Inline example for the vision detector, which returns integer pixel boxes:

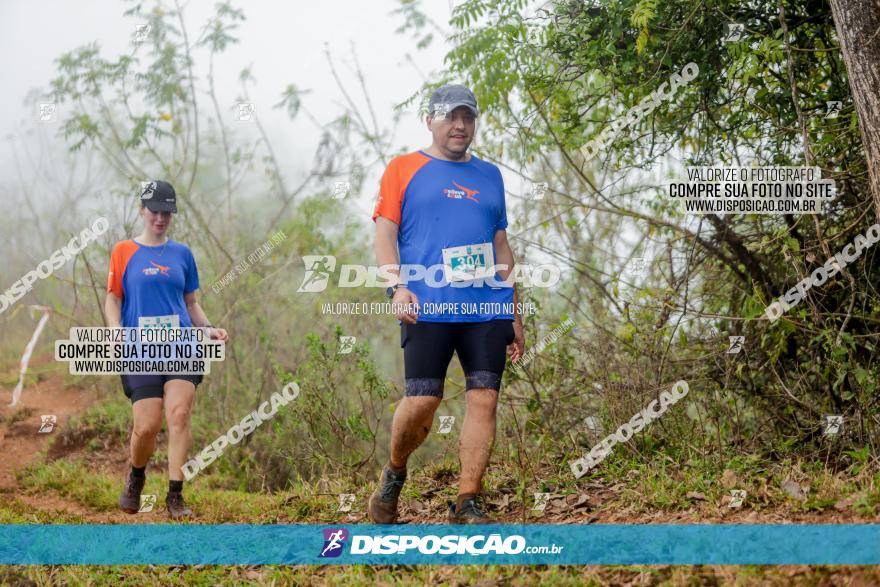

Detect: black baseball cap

[428,84,479,118]
[140,180,177,213]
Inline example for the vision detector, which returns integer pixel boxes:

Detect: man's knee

[466,388,498,412]
[401,396,442,418]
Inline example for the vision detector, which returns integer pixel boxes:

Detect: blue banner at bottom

[1,524,879,564]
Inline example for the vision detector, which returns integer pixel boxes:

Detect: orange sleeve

[371,152,431,224]
[107,240,140,299]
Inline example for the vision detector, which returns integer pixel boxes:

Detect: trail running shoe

[166,491,194,520]
[118,472,146,514]
[367,465,407,524]
[448,496,493,524]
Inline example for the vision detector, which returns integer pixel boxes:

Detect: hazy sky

[0,0,455,219]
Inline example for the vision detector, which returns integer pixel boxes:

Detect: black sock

[169,480,183,493]
[131,465,146,479]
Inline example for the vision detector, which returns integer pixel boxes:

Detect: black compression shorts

[401,319,515,398]
[121,374,203,404]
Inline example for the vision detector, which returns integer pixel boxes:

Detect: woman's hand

[208,327,229,342]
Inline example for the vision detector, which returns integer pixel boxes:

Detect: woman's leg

[120,396,163,513]
[130,398,163,467]
[164,379,196,481]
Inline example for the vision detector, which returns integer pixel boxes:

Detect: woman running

[104,180,228,519]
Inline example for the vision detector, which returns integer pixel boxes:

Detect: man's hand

[392,288,420,324]
[508,320,525,363]
[208,327,229,342]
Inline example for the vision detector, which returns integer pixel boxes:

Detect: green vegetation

[2,0,880,582]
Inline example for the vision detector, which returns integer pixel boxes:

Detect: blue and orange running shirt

[372,150,514,323]
[107,240,200,328]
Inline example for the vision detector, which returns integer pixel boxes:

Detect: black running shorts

[121,374,203,404]
[401,319,515,398]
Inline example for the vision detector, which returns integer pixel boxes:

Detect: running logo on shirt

[142,261,171,277]
[444,181,479,203]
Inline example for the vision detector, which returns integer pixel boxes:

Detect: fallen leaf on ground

[408,500,427,513]
[566,493,591,509]
[834,492,865,511]
[721,469,739,489]
[549,499,567,511]
[781,479,807,501]
[491,494,511,510]
[834,496,854,511]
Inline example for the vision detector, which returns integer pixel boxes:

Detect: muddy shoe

[448,497,493,524]
[118,472,146,514]
[367,465,407,524]
[166,491,194,520]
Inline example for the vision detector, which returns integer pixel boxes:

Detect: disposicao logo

[296,258,561,292]
[348,533,529,555]
[298,255,337,293]
[319,528,349,558]
[0,216,109,315]
[317,530,564,557]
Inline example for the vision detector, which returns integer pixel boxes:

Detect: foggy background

[0,0,455,233]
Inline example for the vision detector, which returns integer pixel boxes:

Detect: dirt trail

[0,371,91,491]
[1,365,878,528]
[361,465,880,526]
[356,495,880,526]
[0,367,168,523]
[0,377,875,585]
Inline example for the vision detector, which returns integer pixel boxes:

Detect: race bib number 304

[442,242,495,283]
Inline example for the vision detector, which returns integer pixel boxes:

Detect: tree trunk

[830,0,880,221]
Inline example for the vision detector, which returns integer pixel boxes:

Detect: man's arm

[374,217,403,286]
[375,217,419,324]
[494,229,524,363]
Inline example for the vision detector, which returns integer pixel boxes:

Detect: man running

[368,84,525,524]
[105,180,228,519]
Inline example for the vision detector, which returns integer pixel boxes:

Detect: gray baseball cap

[428,84,479,118]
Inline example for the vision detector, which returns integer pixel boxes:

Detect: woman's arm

[184,291,228,341]
[104,292,123,328]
